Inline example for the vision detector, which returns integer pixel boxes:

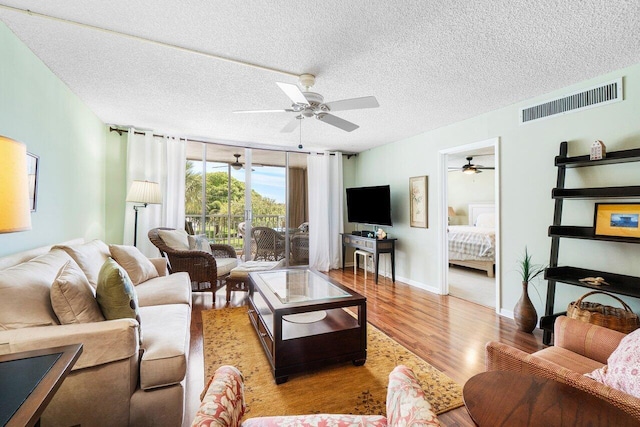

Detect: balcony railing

[185,213,285,250]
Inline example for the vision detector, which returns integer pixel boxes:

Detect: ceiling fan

[233,73,379,133]
[450,156,495,174]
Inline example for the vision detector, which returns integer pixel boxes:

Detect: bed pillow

[585,328,640,398]
[188,234,213,254]
[109,244,159,285]
[50,260,105,324]
[475,213,495,228]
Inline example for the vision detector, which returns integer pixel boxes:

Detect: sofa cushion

[188,234,212,254]
[96,258,142,325]
[135,272,191,307]
[51,260,105,324]
[158,229,190,251]
[216,257,238,277]
[242,415,388,427]
[0,249,72,329]
[54,240,111,288]
[109,244,159,285]
[138,303,190,390]
[586,328,640,398]
[535,346,604,375]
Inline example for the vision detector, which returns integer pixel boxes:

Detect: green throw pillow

[96,258,142,341]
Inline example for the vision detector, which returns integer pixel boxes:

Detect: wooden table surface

[463,371,638,426]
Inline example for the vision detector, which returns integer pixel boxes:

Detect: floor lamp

[0,136,32,234]
[126,180,162,246]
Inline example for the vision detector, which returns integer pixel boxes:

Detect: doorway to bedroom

[439,138,499,310]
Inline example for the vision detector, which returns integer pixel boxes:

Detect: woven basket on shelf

[567,290,640,334]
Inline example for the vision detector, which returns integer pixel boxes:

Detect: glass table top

[256,269,351,304]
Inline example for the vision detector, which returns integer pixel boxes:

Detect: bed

[448,203,496,277]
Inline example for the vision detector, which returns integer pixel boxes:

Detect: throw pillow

[109,244,159,285]
[96,258,142,341]
[53,240,111,288]
[51,260,105,324]
[585,328,640,398]
[188,234,213,254]
[157,229,190,251]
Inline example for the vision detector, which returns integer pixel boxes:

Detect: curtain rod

[108,127,357,158]
[0,4,299,78]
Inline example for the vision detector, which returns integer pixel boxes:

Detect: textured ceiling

[2,1,640,153]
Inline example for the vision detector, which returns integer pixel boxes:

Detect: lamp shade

[0,136,32,233]
[448,206,456,217]
[126,180,162,204]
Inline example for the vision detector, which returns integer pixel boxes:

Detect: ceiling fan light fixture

[231,154,242,170]
[463,168,477,175]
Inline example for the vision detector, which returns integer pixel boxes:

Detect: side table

[463,371,637,426]
[0,344,83,427]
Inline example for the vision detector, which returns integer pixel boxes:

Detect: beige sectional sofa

[0,238,192,427]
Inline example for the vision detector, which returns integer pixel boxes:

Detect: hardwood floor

[183,268,546,426]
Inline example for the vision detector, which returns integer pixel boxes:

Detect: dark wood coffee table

[248,268,366,384]
[463,371,638,426]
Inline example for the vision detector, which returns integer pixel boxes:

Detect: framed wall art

[594,203,640,239]
[409,176,428,228]
[27,152,39,212]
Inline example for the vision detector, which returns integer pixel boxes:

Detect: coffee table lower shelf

[248,303,366,384]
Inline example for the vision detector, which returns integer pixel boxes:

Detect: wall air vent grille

[520,78,623,124]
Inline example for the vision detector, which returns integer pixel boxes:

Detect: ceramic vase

[514,281,537,333]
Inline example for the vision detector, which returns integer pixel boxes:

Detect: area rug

[202,307,463,418]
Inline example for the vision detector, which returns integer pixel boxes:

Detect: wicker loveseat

[148,227,238,293]
[486,316,640,422]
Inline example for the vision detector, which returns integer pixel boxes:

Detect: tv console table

[341,233,396,283]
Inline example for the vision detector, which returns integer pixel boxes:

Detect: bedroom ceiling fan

[450,156,495,174]
[233,73,379,133]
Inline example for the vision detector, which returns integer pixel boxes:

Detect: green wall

[352,64,640,317]
[0,23,108,257]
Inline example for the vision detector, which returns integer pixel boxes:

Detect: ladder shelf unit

[541,141,640,345]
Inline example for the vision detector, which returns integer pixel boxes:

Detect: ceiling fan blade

[233,109,293,114]
[325,96,379,112]
[280,116,301,133]
[276,82,309,105]
[316,113,359,132]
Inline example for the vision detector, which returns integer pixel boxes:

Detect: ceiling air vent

[520,78,622,124]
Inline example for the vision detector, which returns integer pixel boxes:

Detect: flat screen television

[346,185,393,226]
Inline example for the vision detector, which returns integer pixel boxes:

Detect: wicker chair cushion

[158,229,190,251]
[50,260,105,324]
[109,244,159,285]
[188,235,212,254]
[586,328,640,398]
[216,257,239,277]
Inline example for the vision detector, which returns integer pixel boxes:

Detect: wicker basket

[567,290,640,333]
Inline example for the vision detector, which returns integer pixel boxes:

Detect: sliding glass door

[184,142,308,266]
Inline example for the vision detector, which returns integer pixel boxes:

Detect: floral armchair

[192,365,441,427]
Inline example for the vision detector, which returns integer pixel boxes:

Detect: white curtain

[307,152,343,271]
[123,129,186,257]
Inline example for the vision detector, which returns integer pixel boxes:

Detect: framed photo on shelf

[409,176,428,228]
[594,203,640,239]
[27,152,39,212]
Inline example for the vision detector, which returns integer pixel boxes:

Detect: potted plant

[514,247,545,333]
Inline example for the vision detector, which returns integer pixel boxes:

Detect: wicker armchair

[148,227,238,293]
[251,227,286,261]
